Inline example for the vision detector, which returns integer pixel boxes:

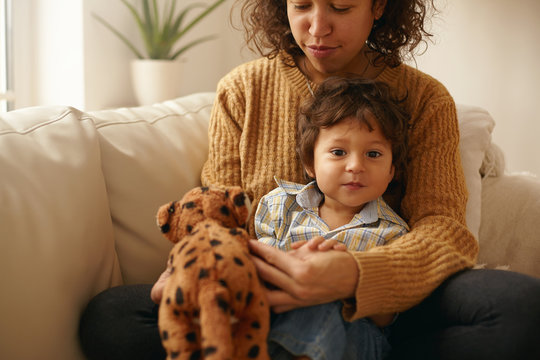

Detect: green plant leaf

[119,0,151,57]
[170,35,216,60]
[170,3,206,37]
[141,0,153,38]
[152,0,159,34]
[94,0,226,60]
[173,0,225,43]
[92,13,144,59]
[162,0,177,42]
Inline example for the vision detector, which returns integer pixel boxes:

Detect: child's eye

[366,151,382,158]
[331,149,346,156]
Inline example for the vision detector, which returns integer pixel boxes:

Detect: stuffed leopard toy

[156,186,269,360]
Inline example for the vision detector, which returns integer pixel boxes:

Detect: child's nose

[346,155,365,173]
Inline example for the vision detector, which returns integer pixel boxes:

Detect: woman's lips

[306,45,337,58]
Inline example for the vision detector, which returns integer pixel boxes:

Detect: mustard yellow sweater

[201,52,479,320]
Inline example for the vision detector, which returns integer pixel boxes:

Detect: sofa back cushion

[89,92,214,284]
[0,106,122,360]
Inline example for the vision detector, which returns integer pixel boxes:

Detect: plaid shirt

[255,178,409,251]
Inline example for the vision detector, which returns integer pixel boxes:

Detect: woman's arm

[201,80,245,188]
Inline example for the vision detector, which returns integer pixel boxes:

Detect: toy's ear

[156,201,175,234]
[156,200,182,243]
[226,186,251,228]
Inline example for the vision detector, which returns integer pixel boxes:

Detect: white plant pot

[131,59,183,106]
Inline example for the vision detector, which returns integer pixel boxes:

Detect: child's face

[306,115,394,215]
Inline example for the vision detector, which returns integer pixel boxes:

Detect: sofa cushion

[0,106,122,360]
[456,104,496,240]
[90,92,215,284]
[479,174,540,277]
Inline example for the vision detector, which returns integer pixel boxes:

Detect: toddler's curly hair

[297,77,409,181]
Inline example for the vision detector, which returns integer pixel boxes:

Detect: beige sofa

[1,93,539,360]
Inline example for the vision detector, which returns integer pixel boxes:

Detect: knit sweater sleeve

[201,73,245,188]
[342,84,479,320]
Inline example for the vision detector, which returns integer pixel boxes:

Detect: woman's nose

[309,9,332,38]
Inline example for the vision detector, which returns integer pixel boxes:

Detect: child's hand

[291,236,347,251]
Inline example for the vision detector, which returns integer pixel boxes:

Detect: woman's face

[287,0,385,81]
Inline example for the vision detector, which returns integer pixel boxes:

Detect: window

[0,0,13,112]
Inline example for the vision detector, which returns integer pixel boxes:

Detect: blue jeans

[268,301,390,360]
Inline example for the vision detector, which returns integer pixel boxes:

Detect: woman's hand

[150,259,173,304]
[248,239,359,313]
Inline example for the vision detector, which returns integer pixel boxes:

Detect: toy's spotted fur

[156,186,269,360]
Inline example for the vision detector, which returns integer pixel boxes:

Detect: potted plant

[94,0,226,105]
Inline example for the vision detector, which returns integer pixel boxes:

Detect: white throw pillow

[456,104,496,240]
[90,92,215,285]
[0,106,122,360]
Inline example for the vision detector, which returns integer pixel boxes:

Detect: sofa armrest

[478,173,540,278]
[0,106,122,360]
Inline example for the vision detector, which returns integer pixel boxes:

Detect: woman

[80,1,540,359]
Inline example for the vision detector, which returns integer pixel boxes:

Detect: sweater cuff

[342,251,394,321]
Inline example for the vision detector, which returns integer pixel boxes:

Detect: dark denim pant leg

[78,284,165,360]
[268,302,348,360]
[388,269,540,360]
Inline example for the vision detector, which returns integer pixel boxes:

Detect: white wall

[409,0,540,175]
[12,0,85,109]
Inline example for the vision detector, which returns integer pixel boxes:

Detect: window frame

[0,0,13,112]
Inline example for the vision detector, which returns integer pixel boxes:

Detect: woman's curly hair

[237,0,436,67]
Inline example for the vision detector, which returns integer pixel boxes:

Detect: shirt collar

[375,197,410,229]
[275,178,322,211]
